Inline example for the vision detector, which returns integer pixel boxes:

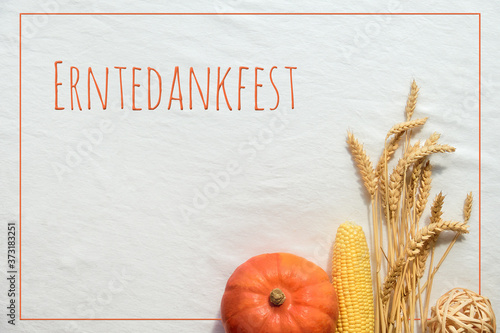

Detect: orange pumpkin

[221,252,339,333]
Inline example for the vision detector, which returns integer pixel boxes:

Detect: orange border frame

[19,12,482,321]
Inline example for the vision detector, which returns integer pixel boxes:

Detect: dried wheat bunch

[347,80,472,333]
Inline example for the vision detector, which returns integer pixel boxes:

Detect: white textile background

[1,1,499,332]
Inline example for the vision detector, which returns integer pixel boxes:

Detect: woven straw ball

[429,288,496,333]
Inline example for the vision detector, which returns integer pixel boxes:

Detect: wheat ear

[405,158,424,215]
[405,80,419,121]
[424,132,441,146]
[347,131,378,196]
[414,160,432,223]
[430,192,445,223]
[463,192,473,222]
[385,118,428,141]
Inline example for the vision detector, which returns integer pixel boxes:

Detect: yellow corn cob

[332,221,374,332]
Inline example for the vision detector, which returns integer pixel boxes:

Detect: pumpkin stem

[269,288,286,306]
